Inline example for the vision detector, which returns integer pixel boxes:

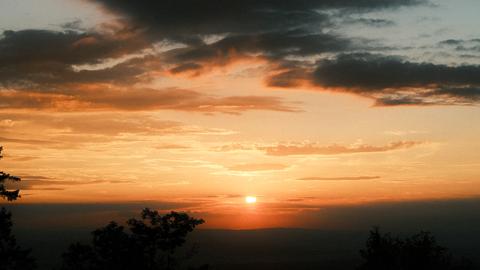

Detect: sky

[1,0,480,229]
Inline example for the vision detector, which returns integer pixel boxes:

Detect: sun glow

[245,196,257,204]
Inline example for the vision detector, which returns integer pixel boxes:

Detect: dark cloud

[4,175,132,191]
[83,0,424,81]
[5,0,463,111]
[374,96,430,106]
[169,62,203,74]
[374,86,480,106]
[0,29,146,66]
[60,19,86,31]
[164,31,352,65]
[0,29,150,90]
[0,29,300,113]
[343,18,396,27]
[439,38,480,46]
[438,39,465,46]
[438,38,480,54]
[92,0,424,38]
[311,53,480,105]
[266,67,311,88]
[435,86,480,99]
[314,53,480,90]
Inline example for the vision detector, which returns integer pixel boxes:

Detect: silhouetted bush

[60,208,207,270]
[0,146,36,270]
[358,227,474,270]
[0,146,21,201]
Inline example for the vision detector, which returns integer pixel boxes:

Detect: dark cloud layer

[312,53,480,105]
[5,175,132,191]
[438,38,480,53]
[345,18,396,27]
[92,0,424,38]
[0,28,299,113]
[4,0,479,110]
[314,54,480,90]
[89,0,424,81]
[0,29,141,66]
[0,29,150,92]
[165,30,352,65]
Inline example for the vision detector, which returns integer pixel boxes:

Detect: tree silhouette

[0,146,36,270]
[358,227,474,270]
[0,147,21,201]
[61,208,207,270]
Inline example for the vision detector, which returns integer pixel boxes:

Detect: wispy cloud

[297,176,381,181]
[0,136,57,145]
[259,141,422,156]
[5,175,132,191]
[0,87,300,114]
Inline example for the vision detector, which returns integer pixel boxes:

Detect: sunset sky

[1,0,480,229]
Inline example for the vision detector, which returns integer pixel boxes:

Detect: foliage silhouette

[60,208,207,270]
[358,227,474,270]
[0,147,21,201]
[0,146,36,270]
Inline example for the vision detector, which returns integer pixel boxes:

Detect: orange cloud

[5,175,132,191]
[0,87,300,114]
[297,176,381,181]
[155,144,191,150]
[259,141,422,156]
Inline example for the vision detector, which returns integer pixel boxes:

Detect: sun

[245,196,257,204]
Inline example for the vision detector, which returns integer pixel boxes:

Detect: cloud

[5,0,467,111]
[155,144,191,150]
[259,141,422,156]
[0,113,237,140]
[7,156,40,162]
[438,38,480,52]
[3,0,415,93]
[227,163,289,172]
[0,29,140,66]
[163,31,352,67]
[86,0,424,75]
[91,0,425,38]
[343,18,396,27]
[0,26,301,114]
[0,136,57,145]
[314,53,480,90]
[312,53,480,105]
[0,87,300,113]
[297,176,381,181]
[5,175,132,191]
[0,119,15,128]
[212,143,255,152]
[0,29,149,88]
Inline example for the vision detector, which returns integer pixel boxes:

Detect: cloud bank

[5,0,476,112]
